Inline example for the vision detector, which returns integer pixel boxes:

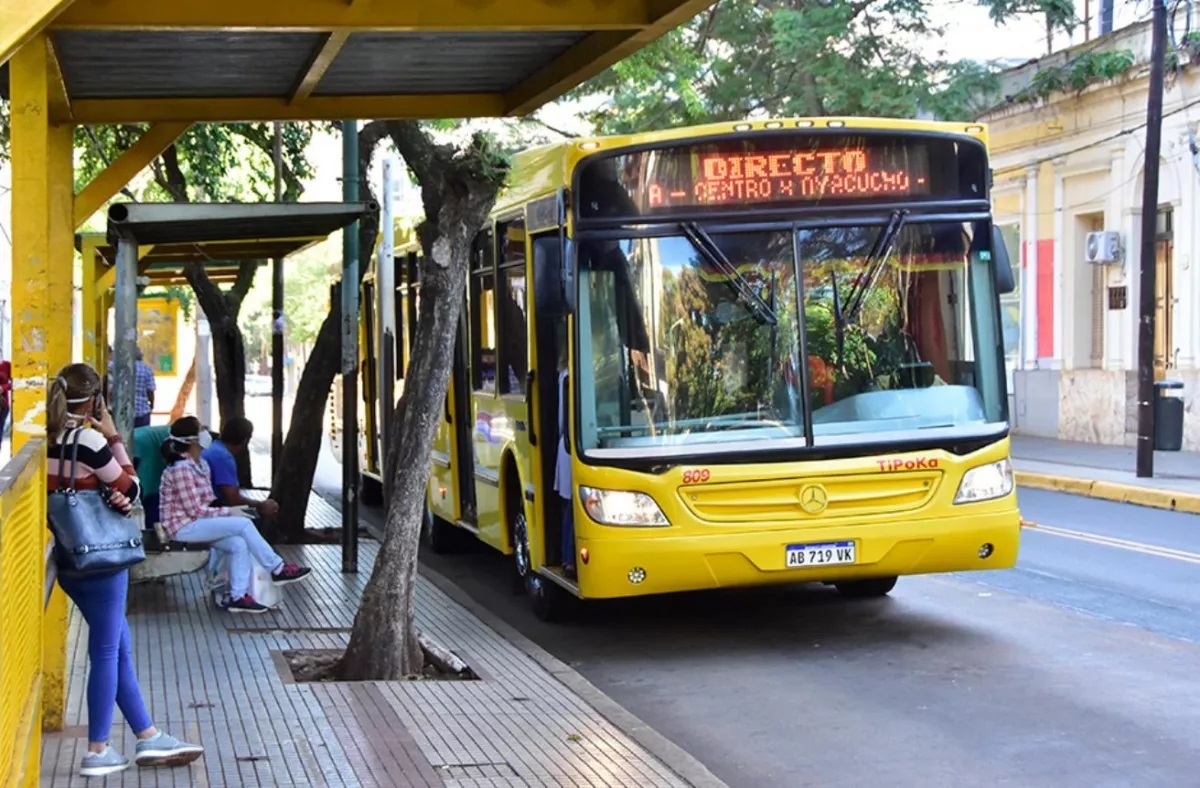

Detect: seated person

[200,416,279,519]
[132,422,172,528]
[158,417,310,614]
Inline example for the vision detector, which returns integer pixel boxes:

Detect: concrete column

[1105,145,1128,370]
[1051,159,1066,369]
[1022,166,1039,370]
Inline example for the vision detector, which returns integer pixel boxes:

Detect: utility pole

[1136,0,1167,478]
[341,120,360,573]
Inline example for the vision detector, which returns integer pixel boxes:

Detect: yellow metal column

[80,240,100,367]
[10,34,75,755]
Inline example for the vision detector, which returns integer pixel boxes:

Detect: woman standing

[47,363,204,777]
[159,416,311,613]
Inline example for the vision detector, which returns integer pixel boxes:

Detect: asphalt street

[412,486,1200,788]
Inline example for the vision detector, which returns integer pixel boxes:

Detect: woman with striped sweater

[48,363,203,777]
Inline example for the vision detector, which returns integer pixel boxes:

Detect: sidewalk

[40,497,723,787]
[1011,434,1200,514]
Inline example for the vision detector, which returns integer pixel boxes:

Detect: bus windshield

[576,220,1005,455]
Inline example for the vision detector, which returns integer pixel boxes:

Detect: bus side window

[470,230,497,392]
[497,217,528,395]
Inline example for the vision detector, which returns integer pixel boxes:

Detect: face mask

[198,430,213,450]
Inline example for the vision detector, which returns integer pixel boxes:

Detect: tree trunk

[340,124,505,680]
[170,356,197,422]
[269,121,389,542]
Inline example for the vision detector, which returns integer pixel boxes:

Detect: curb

[1015,470,1200,514]
[418,563,729,788]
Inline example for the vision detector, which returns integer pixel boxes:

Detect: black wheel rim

[513,512,531,578]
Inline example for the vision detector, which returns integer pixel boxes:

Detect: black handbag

[46,429,146,576]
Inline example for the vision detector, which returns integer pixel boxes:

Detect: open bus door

[451,307,477,523]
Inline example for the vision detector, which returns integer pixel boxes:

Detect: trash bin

[1153,380,1185,451]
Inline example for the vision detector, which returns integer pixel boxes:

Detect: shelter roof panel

[54,30,324,99]
[313,32,586,96]
[105,201,374,245]
[0,0,717,122]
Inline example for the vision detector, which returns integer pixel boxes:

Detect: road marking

[1023,522,1200,566]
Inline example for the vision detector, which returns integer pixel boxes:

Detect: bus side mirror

[991,225,1016,295]
[561,236,576,314]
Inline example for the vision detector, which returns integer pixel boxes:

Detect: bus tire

[511,506,531,596]
[834,576,898,599]
[360,474,384,507]
[528,574,576,623]
[423,505,458,554]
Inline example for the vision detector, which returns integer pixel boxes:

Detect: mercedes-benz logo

[798,484,828,515]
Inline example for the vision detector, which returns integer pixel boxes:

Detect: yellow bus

[341,117,1022,620]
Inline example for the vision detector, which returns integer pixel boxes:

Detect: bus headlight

[579,487,669,527]
[954,459,1014,504]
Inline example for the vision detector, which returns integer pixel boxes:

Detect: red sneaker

[227,595,269,614]
[271,563,312,585]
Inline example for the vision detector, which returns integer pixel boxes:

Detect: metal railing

[0,438,52,788]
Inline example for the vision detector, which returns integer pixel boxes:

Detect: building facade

[982,18,1200,450]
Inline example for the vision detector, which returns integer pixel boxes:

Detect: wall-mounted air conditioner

[1085,231,1122,264]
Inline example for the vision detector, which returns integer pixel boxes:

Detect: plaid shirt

[159,457,233,537]
[134,361,156,417]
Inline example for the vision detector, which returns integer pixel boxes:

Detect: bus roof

[493,116,990,216]
[392,116,990,250]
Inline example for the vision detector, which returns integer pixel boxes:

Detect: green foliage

[570,0,1032,132]
[980,0,1076,36]
[1013,49,1137,102]
[74,123,315,205]
[238,244,339,359]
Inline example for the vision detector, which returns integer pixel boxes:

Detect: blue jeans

[57,570,154,744]
[134,413,151,428]
[175,515,283,600]
[560,499,575,567]
[142,493,160,529]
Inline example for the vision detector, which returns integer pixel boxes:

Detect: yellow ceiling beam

[66,93,506,124]
[94,244,157,291]
[291,31,350,102]
[505,0,716,115]
[74,122,192,229]
[53,0,653,32]
[0,0,77,68]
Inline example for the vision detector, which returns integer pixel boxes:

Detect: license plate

[785,541,856,568]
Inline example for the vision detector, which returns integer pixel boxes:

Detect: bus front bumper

[575,510,1020,600]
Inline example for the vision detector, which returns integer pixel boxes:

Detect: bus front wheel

[834,576,898,599]
[360,474,384,507]
[528,574,576,622]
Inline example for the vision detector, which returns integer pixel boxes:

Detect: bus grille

[678,470,942,524]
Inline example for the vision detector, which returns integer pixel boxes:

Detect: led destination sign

[673,148,926,207]
[575,132,984,220]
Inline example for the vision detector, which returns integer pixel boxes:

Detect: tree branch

[157,144,191,203]
[234,123,306,201]
[230,260,261,306]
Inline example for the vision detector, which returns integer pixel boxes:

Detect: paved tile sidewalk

[41,499,715,787]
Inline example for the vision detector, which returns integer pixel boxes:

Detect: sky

[925,0,1147,63]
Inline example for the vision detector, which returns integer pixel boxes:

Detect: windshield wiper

[842,210,908,324]
[680,222,778,325]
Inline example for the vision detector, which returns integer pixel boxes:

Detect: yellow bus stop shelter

[0,1,715,784]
